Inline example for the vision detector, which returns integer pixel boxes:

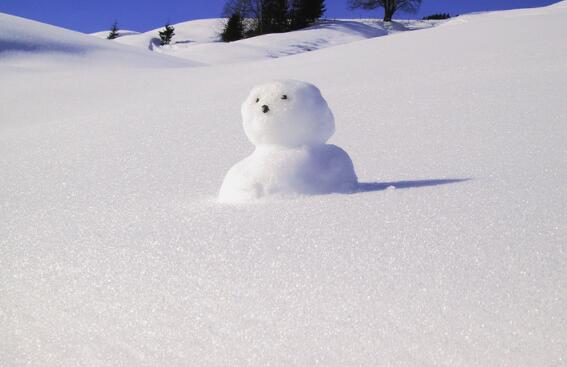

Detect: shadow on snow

[356,178,470,193]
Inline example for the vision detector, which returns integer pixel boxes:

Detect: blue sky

[0,0,558,33]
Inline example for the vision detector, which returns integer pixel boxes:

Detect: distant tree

[290,0,326,30]
[107,21,119,40]
[289,0,306,29]
[260,0,289,33]
[222,0,323,35]
[221,12,245,42]
[348,0,421,22]
[159,23,175,45]
[422,13,450,20]
[222,0,262,36]
[304,0,325,23]
[222,0,289,35]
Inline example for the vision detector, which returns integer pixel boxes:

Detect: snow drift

[93,18,438,65]
[0,13,199,68]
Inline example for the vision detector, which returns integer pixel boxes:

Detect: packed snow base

[219,80,357,201]
[1,2,567,366]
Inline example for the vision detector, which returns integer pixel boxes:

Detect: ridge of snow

[0,12,200,68]
[97,18,440,65]
[90,29,141,39]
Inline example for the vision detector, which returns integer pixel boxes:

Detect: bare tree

[348,0,421,22]
[223,0,264,35]
[223,0,257,18]
[223,0,292,36]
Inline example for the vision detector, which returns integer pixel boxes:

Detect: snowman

[218,80,357,202]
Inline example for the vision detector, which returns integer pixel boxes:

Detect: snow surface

[92,18,439,65]
[91,19,223,53]
[90,29,141,39]
[1,2,567,366]
[0,13,200,69]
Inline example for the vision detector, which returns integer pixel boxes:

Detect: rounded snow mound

[219,80,357,202]
[219,144,357,201]
[0,13,91,56]
[90,30,141,39]
[0,12,198,67]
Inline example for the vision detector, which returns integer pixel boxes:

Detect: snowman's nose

[261,105,270,113]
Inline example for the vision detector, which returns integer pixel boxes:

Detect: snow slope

[1,2,567,366]
[0,13,199,68]
[90,29,141,39]
[91,19,222,52]
[92,18,438,65]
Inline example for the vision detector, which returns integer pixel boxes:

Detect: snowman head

[241,80,335,147]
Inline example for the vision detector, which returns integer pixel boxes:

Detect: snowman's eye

[281,95,288,100]
[255,98,260,103]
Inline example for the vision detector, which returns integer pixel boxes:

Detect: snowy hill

[1,2,567,366]
[91,19,222,51]
[91,18,438,65]
[90,29,141,39]
[0,13,199,68]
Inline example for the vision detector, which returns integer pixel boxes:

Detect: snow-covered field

[0,13,197,69]
[90,18,438,65]
[1,2,566,366]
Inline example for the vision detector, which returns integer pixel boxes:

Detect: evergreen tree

[260,0,289,34]
[290,0,307,30]
[159,23,175,45]
[422,13,450,20]
[107,21,119,40]
[221,12,245,42]
[304,0,325,23]
[290,0,325,30]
